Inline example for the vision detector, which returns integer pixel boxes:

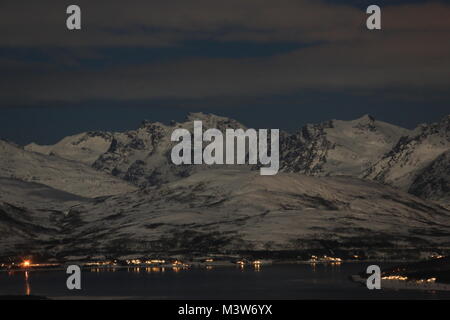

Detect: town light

[22,260,31,268]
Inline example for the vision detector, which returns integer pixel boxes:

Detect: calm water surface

[1,263,449,299]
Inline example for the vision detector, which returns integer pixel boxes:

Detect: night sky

[0,0,449,145]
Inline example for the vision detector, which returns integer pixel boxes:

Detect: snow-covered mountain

[279,115,411,176]
[27,113,411,186]
[0,139,136,198]
[2,113,449,261]
[24,113,449,204]
[91,112,247,187]
[1,170,449,260]
[364,115,450,197]
[26,113,251,188]
[26,131,114,166]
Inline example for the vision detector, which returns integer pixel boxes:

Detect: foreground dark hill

[1,170,449,261]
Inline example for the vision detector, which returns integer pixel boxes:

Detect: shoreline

[351,275,450,292]
[0,258,411,273]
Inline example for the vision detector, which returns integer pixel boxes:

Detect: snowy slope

[409,150,450,209]
[26,131,114,165]
[1,160,449,259]
[0,177,86,211]
[0,177,92,259]
[364,115,450,191]
[280,115,411,176]
[0,201,64,259]
[50,170,450,259]
[0,140,136,198]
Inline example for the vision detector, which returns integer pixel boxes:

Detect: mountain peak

[355,114,376,123]
[186,112,228,122]
[185,112,246,131]
[140,119,164,128]
[415,114,450,135]
[439,114,450,126]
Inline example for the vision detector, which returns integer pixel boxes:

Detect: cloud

[5,0,448,47]
[0,1,449,105]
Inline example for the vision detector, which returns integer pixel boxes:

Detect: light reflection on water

[5,271,32,296]
[119,264,268,274]
[24,271,30,296]
[5,263,320,296]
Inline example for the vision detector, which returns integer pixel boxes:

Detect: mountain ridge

[23,113,449,206]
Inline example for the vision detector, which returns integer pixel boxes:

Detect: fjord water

[1,263,449,299]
